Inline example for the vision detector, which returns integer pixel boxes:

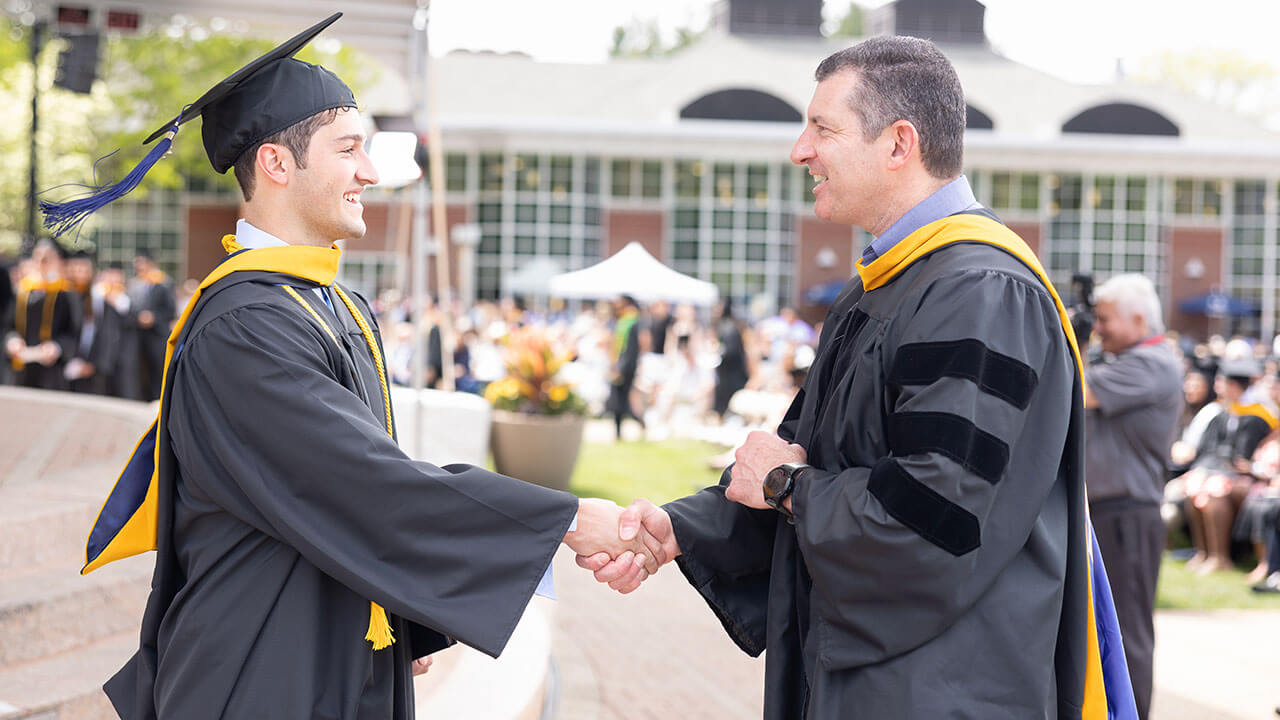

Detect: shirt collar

[862,175,980,263]
[235,219,290,250]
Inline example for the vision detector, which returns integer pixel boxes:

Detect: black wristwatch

[763,462,810,522]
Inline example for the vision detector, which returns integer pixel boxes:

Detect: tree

[0,18,111,255]
[609,18,704,58]
[1136,49,1279,125]
[89,25,375,195]
[827,2,865,38]
[0,15,377,255]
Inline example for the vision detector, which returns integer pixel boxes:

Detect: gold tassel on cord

[366,602,395,650]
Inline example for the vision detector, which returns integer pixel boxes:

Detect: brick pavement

[547,536,1280,720]
[548,546,764,720]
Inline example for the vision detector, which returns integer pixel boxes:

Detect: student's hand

[576,497,680,594]
[564,498,663,575]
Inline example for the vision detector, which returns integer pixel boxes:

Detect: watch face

[763,465,789,500]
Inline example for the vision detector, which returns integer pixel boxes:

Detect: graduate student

[56,15,656,719]
[582,36,1138,719]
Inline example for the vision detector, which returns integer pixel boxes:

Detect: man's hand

[412,656,433,676]
[564,498,662,573]
[138,310,155,329]
[725,431,806,510]
[576,498,680,594]
[5,336,24,359]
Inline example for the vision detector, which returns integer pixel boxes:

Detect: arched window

[1062,103,1179,136]
[680,89,802,123]
[965,104,994,130]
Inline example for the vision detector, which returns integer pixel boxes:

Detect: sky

[426,0,1280,86]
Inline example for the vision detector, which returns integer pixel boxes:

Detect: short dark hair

[232,107,343,201]
[815,36,965,178]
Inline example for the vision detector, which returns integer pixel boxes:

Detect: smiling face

[289,107,379,244]
[789,69,890,231]
[1093,299,1148,355]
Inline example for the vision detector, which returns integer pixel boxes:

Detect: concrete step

[0,556,150,666]
[0,456,129,578]
[0,631,133,720]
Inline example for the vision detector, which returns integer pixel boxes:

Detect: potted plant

[484,326,588,490]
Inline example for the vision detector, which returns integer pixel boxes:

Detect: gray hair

[1093,274,1165,334]
[815,36,966,179]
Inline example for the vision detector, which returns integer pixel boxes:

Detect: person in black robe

[125,251,175,401]
[4,239,80,390]
[60,15,659,720]
[579,37,1136,718]
[65,255,128,396]
[607,294,645,439]
[712,298,749,419]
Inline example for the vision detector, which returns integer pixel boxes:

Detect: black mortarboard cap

[144,12,356,173]
[42,13,353,238]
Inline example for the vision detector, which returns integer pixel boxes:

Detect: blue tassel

[40,126,177,240]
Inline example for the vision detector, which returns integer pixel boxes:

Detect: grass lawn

[568,438,729,507]
[1156,554,1280,610]
[565,436,1280,611]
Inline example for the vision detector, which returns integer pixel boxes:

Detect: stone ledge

[414,597,553,719]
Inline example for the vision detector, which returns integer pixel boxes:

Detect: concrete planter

[489,410,585,491]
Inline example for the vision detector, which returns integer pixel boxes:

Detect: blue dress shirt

[861,176,983,264]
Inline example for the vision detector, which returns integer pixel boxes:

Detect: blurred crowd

[2,240,176,399]
[1,240,820,446]
[374,292,819,442]
[1161,334,1280,593]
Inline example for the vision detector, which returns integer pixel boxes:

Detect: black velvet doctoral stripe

[867,457,981,556]
[888,411,1009,484]
[890,338,1038,409]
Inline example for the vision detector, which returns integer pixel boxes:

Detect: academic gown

[664,213,1129,719]
[101,252,578,719]
[9,280,79,390]
[70,287,126,395]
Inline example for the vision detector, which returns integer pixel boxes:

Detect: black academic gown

[9,281,79,390]
[105,269,578,719]
[70,288,126,395]
[663,213,1110,718]
[128,278,176,401]
[713,317,748,417]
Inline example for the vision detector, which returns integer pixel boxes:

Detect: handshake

[563,497,677,594]
[561,430,808,594]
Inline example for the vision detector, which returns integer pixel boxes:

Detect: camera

[1067,273,1095,352]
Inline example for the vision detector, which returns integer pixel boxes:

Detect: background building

[89,0,1280,339]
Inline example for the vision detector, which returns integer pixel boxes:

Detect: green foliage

[90,28,377,194]
[828,2,865,38]
[0,23,111,255]
[0,17,29,72]
[1135,49,1280,123]
[0,18,379,251]
[568,438,727,506]
[609,18,705,59]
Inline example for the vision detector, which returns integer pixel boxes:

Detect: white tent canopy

[548,242,719,306]
[501,257,564,298]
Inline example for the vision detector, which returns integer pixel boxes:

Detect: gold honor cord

[278,284,396,651]
[333,286,394,437]
[12,281,62,370]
